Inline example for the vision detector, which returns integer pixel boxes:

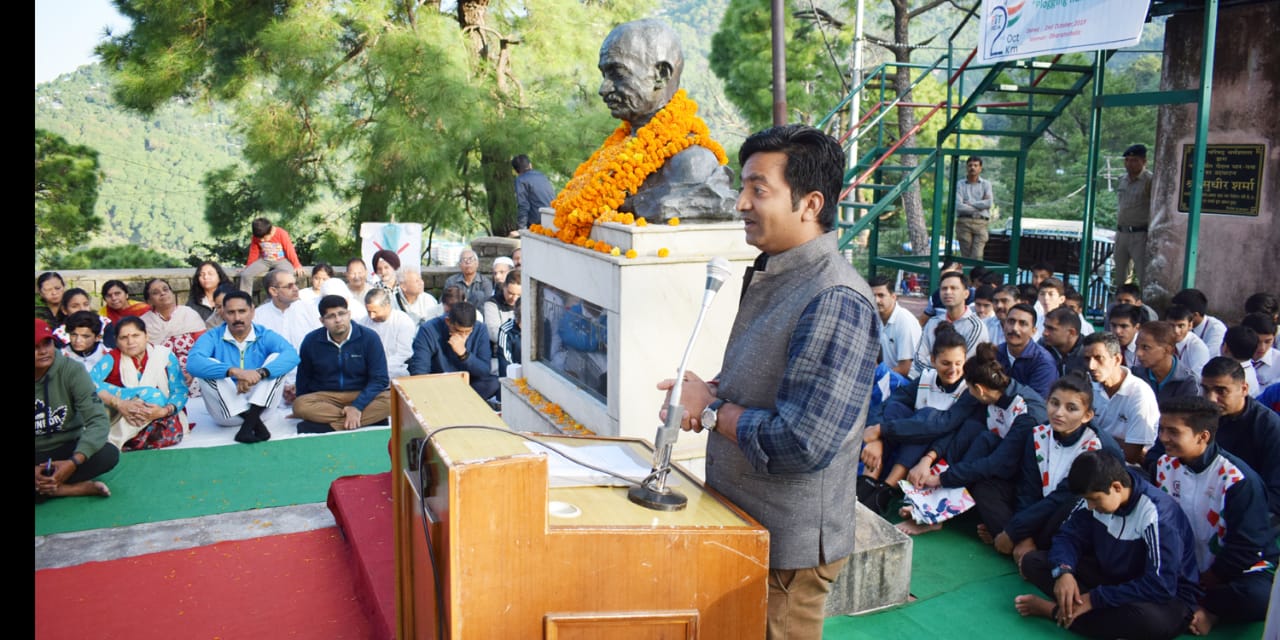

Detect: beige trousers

[292,390,391,430]
[766,555,849,640]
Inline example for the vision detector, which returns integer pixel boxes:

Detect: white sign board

[360,222,423,272]
[979,0,1151,63]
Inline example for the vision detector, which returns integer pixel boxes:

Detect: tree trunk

[892,3,929,256]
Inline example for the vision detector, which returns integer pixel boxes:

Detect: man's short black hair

[1116,283,1143,299]
[505,269,522,288]
[251,217,273,238]
[939,270,969,289]
[1082,330,1121,357]
[868,274,893,290]
[511,154,532,172]
[1221,326,1259,360]
[1171,289,1208,316]
[1242,312,1277,337]
[1045,306,1081,334]
[1123,144,1148,158]
[1245,292,1279,318]
[1159,395,1221,439]
[1107,303,1143,327]
[966,156,983,166]
[739,124,844,232]
[1038,277,1066,295]
[447,301,477,328]
[318,294,349,317]
[1017,284,1039,305]
[1008,302,1038,325]
[1068,450,1132,495]
[1030,261,1055,274]
[974,284,996,302]
[1202,356,1245,381]
[222,290,253,309]
[1165,304,1194,323]
[64,310,103,336]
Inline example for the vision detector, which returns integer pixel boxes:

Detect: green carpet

[34,430,392,536]
[824,511,1265,639]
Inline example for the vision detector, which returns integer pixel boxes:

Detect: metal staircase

[817,10,1111,288]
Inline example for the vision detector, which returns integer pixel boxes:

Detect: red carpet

[328,473,396,640]
[35,528,374,640]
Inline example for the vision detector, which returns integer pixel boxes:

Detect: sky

[35,0,132,87]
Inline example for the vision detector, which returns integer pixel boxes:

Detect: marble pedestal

[510,212,755,463]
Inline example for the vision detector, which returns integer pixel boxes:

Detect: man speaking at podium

[660,124,879,638]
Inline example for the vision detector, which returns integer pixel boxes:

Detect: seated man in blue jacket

[408,301,499,402]
[187,291,300,444]
[293,295,391,433]
[1148,395,1276,635]
[1015,451,1201,640]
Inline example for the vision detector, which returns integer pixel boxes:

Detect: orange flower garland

[547,90,728,246]
[512,378,595,435]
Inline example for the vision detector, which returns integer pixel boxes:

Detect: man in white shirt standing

[1082,332,1159,465]
[869,274,921,377]
[953,156,994,260]
[359,288,417,379]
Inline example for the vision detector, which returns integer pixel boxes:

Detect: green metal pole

[1182,0,1219,289]
[1078,52,1106,302]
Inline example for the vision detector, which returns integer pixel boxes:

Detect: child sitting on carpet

[898,344,1047,537]
[1014,451,1200,639]
[991,372,1124,566]
[1148,395,1276,635]
[859,324,969,513]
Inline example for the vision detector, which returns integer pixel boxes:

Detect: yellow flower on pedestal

[657,248,670,258]
[625,249,638,259]
[667,217,680,226]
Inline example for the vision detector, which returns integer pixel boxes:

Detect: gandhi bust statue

[597,19,737,222]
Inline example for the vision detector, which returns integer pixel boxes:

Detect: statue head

[598,19,684,128]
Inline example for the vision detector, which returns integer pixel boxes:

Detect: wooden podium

[391,374,769,639]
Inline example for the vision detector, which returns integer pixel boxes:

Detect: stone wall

[1147,3,1279,320]
[37,237,522,308]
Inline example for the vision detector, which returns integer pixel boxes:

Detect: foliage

[95,0,654,255]
[51,244,187,270]
[35,129,103,263]
[709,0,854,131]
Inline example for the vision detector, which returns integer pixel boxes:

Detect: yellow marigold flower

[610,247,621,256]
[636,218,648,227]
[667,217,680,226]
[625,249,638,259]
[657,248,670,258]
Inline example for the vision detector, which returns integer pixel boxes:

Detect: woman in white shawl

[90,316,190,450]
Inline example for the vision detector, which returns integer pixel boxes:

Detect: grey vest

[709,232,874,569]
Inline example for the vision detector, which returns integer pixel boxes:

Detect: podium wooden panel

[391,374,769,639]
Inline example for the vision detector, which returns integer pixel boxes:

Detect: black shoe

[296,420,335,434]
[234,420,262,444]
[855,475,882,506]
[254,419,272,441]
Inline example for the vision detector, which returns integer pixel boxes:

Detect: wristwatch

[1051,564,1074,579]
[700,399,726,432]
[258,368,271,379]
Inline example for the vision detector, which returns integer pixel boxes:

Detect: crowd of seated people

[34,241,525,453]
[857,266,1279,637]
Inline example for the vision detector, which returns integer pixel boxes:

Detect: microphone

[629,257,731,511]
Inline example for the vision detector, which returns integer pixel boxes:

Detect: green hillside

[35,64,241,258]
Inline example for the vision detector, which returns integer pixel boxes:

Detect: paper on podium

[523,441,677,488]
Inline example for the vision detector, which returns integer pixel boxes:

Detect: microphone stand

[629,259,729,511]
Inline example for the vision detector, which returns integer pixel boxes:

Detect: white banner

[360,222,423,272]
[979,0,1151,63]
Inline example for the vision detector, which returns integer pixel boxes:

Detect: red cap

[35,319,54,346]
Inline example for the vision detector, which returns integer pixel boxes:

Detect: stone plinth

[825,503,913,616]
[512,214,754,461]
[1147,2,1279,316]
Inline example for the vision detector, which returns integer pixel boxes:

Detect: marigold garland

[548,90,728,246]
[512,378,595,436]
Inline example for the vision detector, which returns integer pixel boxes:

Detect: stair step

[955,128,1040,137]
[974,107,1059,117]
[989,84,1077,96]
[852,183,897,191]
